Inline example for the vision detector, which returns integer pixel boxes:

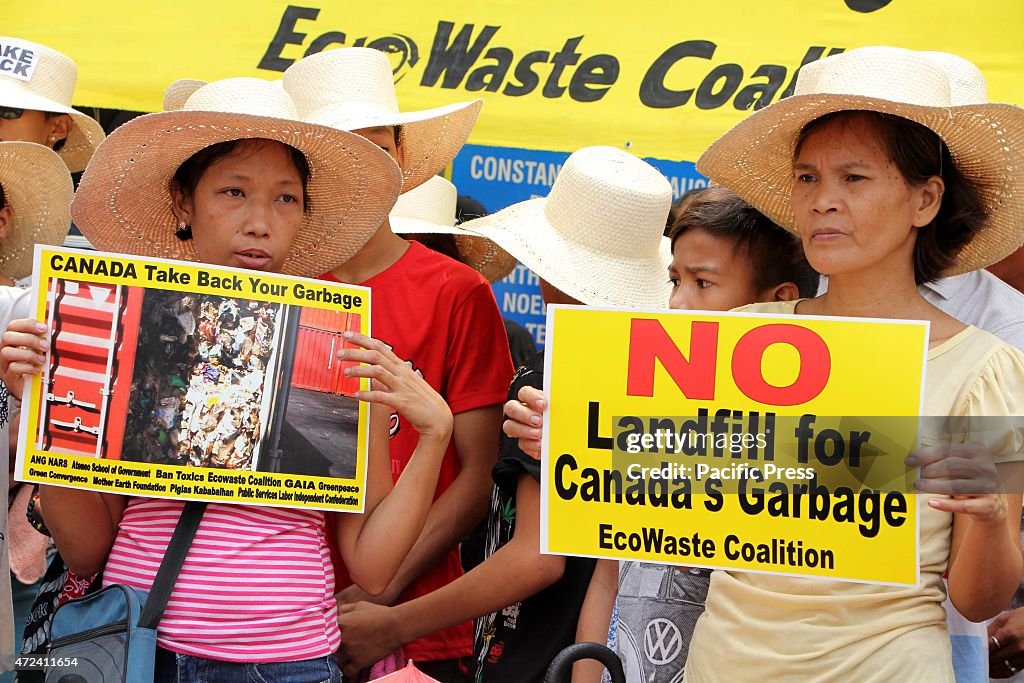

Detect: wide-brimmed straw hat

[0,141,73,279]
[71,77,403,278]
[462,146,672,307]
[697,46,1024,276]
[390,175,516,282]
[0,37,105,173]
[282,48,482,193]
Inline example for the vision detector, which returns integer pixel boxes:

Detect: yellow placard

[542,305,928,585]
[16,246,372,512]
[8,2,1024,162]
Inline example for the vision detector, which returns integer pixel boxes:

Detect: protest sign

[15,246,371,512]
[541,305,928,585]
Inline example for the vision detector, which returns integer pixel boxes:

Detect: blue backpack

[45,502,205,683]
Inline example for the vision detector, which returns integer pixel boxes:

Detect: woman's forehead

[795,114,889,161]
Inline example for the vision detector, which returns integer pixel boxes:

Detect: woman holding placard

[685,46,1024,681]
[505,46,1024,681]
[0,77,451,682]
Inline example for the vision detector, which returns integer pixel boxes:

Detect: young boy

[509,185,819,682]
[612,186,818,683]
[281,48,512,680]
[667,186,819,313]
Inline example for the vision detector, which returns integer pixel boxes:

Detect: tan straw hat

[0,37,105,173]
[462,146,672,307]
[71,77,403,278]
[282,48,482,193]
[390,175,516,282]
[0,141,73,279]
[697,46,1024,276]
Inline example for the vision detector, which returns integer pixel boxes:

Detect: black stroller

[545,642,626,683]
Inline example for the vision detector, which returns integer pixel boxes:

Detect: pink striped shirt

[103,498,340,662]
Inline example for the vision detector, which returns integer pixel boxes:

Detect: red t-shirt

[322,241,513,661]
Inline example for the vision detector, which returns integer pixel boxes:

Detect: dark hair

[407,233,460,261]
[172,139,312,240]
[665,187,709,236]
[795,111,987,284]
[43,111,69,152]
[0,182,5,210]
[670,186,820,298]
[455,194,488,225]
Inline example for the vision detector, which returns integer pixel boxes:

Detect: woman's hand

[907,443,1007,523]
[0,319,49,397]
[338,332,452,441]
[502,385,547,459]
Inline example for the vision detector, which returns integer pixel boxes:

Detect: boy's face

[668,227,761,312]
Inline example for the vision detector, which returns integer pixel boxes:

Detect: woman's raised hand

[337,332,452,441]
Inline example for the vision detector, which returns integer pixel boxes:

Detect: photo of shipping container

[35,279,139,459]
[260,307,361,480]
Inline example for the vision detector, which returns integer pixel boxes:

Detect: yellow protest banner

[16,246,371,512]
[541,305,928,585]
[8,2,1024,161]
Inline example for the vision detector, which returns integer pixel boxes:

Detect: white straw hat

[697,46,1024,276]
[390,175,516,282]
[72,77,403,278]
[462,146,673,307]
[162,79,288,113]
[282,48,482,192]
[0,37,105,173]
[162,79,208,112]
[0,141,73,279]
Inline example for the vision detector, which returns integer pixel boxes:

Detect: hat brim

[306,100,482,193]
[0,142,73,279]
[697,94,1024,276]
[391,215,516,283]
[71,110,402,278]
[0,80,105,173]
[463,199,672,307]
[60,112,105,173]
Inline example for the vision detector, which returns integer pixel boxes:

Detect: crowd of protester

[0,34,1022,683]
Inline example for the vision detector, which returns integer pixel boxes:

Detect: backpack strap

[138,500,206,629]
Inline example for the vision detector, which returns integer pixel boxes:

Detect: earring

[178,221,187,230]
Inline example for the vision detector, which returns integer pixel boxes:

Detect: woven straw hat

[462,146,672,307]
[162,79,208,112]
[0,37,105,173]
[390,175,516,282]
[282,48,482,193]
[71,77,403,278]
[0,141,72,279]
[697,46,1024,276]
